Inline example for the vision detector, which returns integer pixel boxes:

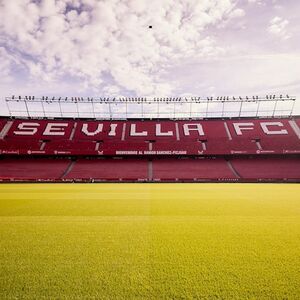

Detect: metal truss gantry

[4,95,296,119]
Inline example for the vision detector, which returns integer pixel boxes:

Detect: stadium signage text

[9,121,294,138]
[1,118,299,156]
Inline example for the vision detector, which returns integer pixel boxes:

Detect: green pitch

[0,183,300,299]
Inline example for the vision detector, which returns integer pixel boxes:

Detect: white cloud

[0,0,243,96]
[168,53,300,114]
[247,0,268,4]
[268,16,291,40]
[1,0,299,117]
[229,8,245,18]
[0,47,17,84]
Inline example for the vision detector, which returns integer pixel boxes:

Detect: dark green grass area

[0,184,300,299]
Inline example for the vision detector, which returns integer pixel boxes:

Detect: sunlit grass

[0,183,300,299]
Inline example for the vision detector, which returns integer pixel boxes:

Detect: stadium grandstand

[0,95,299,183]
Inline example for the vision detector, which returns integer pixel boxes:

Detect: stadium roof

[4,95,296,120]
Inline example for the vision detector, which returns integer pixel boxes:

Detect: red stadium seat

[0,116,299,182]
[65,158,148,181]
[6,119,74,140]
[0,117,299,157]
[0,139,41,153]
[0,158,70,180]
[259,137,300,153]
[45,140,97,152]
[100,142,149,155]
[151,142,202,155]
[230,156,300,180]
[204,139,258,154]
[152,158,236,181]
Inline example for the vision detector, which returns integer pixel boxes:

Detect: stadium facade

[0,101,299,182]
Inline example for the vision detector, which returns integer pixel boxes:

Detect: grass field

[0,183,300,299]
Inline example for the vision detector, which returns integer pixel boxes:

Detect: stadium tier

[0,157,299,182]
[0,116,299,182]
[1,117,300,155]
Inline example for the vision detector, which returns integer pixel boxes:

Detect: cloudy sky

[0,0,300,115]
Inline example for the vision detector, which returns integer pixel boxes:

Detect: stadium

[1,0,300,298]
[1,95,300,183]
[0,95,300,299]
[0,95,299,183]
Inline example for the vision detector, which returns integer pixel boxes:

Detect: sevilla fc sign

[0,118,299,155]
[7,119,297,138]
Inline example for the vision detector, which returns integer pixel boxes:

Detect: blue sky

[0,0,300,114]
